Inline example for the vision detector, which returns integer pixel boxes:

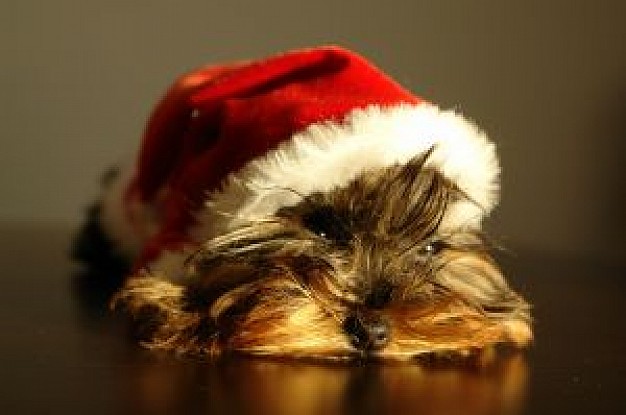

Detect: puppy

[76,46,531,360]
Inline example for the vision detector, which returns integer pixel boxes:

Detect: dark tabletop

[1,225,625,415]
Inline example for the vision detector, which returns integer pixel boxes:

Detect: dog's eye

[302,206,351,246]
[419,240,446,257]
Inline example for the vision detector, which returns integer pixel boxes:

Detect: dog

[75,46,531,361]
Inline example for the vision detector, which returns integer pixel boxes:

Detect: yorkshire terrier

[74,46,531,361]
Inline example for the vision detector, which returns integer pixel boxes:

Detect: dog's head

[118,149,531,360]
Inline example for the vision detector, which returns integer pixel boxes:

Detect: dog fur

[107,149,531,360]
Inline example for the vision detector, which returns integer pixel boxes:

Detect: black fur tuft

[72,165,130,277]
[72,202,130,275]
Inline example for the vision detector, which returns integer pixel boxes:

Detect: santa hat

[100,45,499,269]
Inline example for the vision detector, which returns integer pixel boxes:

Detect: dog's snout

[343,314,390,351]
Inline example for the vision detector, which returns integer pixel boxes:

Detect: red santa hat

[100,45,500,269]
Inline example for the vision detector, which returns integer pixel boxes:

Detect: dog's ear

[406,145,437,171]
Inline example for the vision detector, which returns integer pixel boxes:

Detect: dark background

[1,1,625,414]
[2,1,625,263]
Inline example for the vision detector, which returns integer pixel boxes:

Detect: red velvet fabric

[127,46,421,267]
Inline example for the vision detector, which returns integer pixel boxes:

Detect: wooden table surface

[1,225,625,414]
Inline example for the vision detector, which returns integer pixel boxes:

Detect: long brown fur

[113,151,531,360]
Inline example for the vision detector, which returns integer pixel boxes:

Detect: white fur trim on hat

[100,163,159,259]
[193,102,500,241]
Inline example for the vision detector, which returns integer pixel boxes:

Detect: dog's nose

[342,314,390,351]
